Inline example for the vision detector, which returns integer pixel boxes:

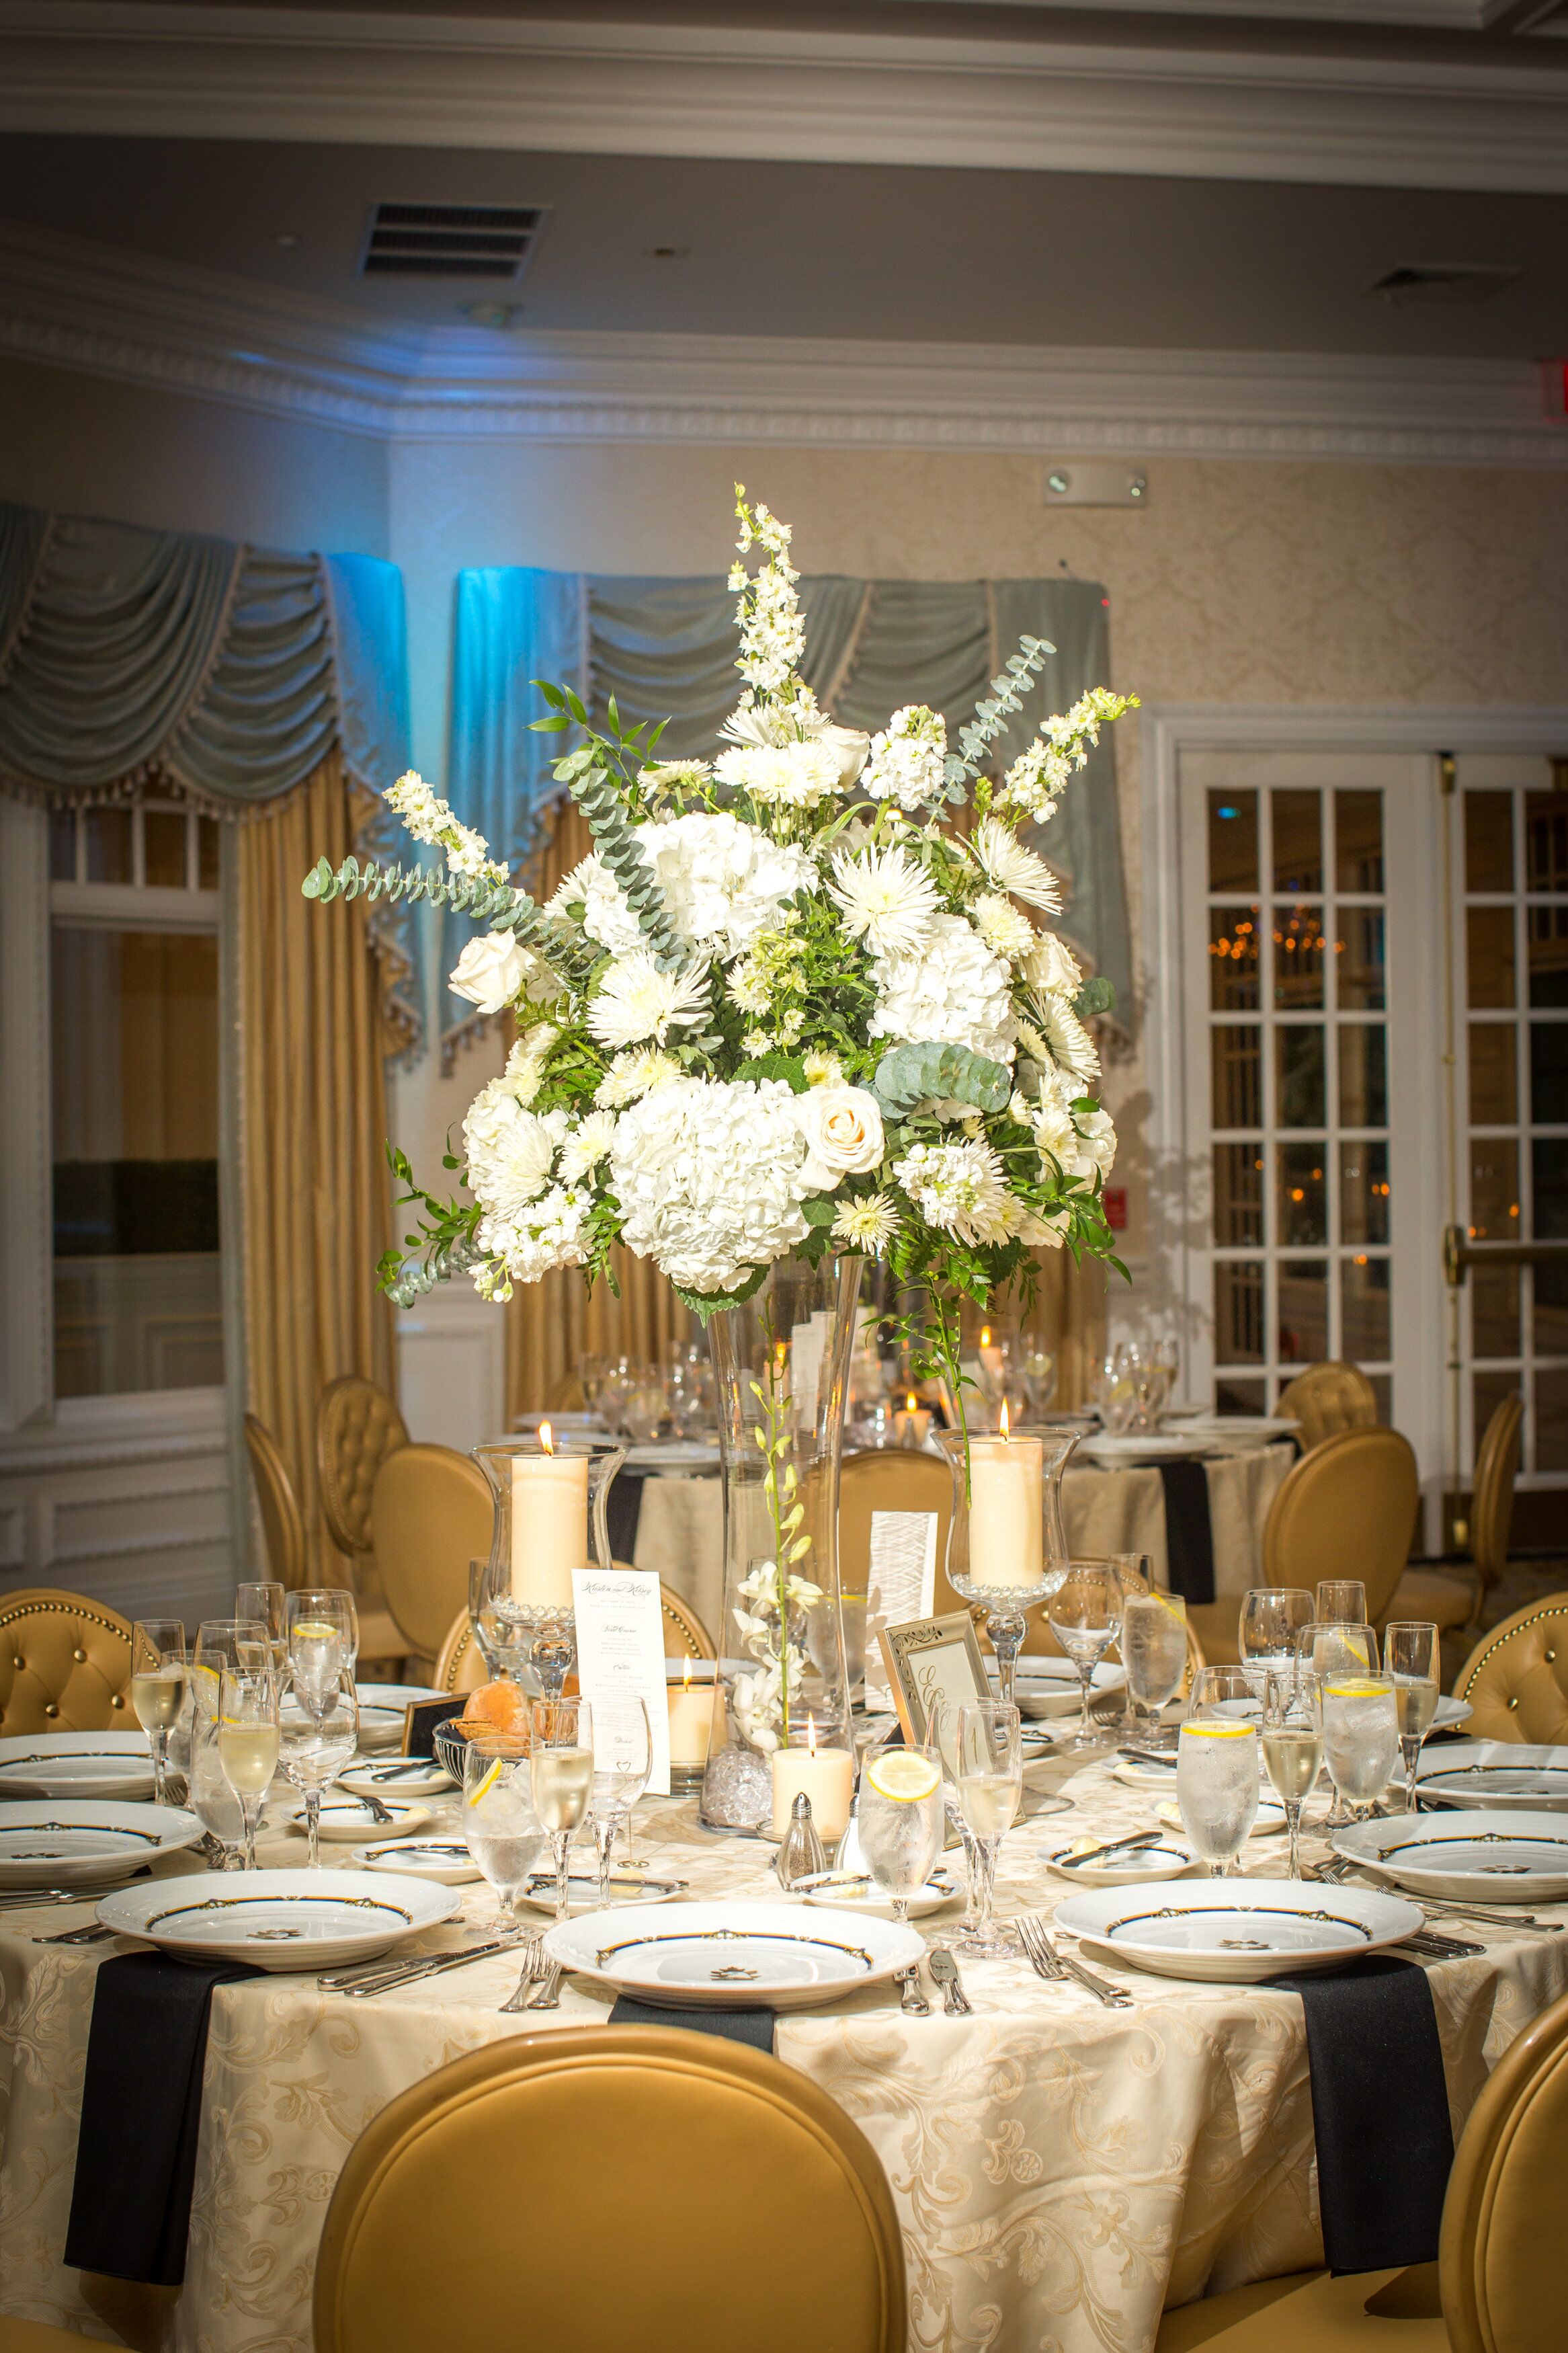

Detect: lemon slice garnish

[1325,1678,1386,1700]
[866,1751,942,1803]
[466,1755,506,1807]
[1182,1720,1254,1739]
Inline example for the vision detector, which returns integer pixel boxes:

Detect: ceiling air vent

[358,202,546,281]
[1367,263,1521,305]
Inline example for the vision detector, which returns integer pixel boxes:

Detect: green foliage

[870,1041,1012,1119]
[1073,975,1116,1021]
[300,853,590,985]
[378,1145,485,1308]
[734,1051,810,1093]
[944,636,1053,789]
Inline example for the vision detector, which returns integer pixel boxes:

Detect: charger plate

[542,1899,923,2011]
[1332,1809,1568,1904]
[1415,1741,1568,1813]
[97,1867,459,1970]
[0,1732,153,1802]
[0,1799,202,1886]
[1054,1876,1421,1983]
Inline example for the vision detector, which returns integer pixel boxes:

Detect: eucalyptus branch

[944,636,1053,788]
[301,853,591,986]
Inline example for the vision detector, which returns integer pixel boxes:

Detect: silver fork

[1018,1915,1132,2008]
[526,1959,565,2010]
[32,1921,114,1946]
[498,1934,548,2013]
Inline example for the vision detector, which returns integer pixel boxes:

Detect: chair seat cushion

[0,2316,110,2353]
[1389,1568,1475,1633]
[1155,2264,1444,2350]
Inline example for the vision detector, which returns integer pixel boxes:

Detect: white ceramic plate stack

[1169,1417,1298,1452]
[1331,1810,1568,1903]
[1054,1877,1423,1982]
[96,1868,461,1970]
[1415,1741,1568,1812]
[1004,1659,1127,1722]
[354,1685,443,1754]
[541,1899,925,2011]
[0,1732,155,1801]
[0,1800,204,1886]
[280,1792,434,1843]
[1079,1433,1214,1466]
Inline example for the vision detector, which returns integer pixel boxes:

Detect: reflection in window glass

[50,928,223,1399]
[1209,906,1260,1011]
[1278,1142,1327,1247]
[1272,791,1322,894]
[1536,1368,1568,1474]
[1464,792,1514,894]
[1337,908,1386,1010]
[143,810,188,889]
[83,807,132,885]
[1213,1144,1264,1248]
[1527,906,1568,1008]
[1208,791,1257,892]
[1534,1138,1568,1239]
[1340,1140,1390,1245]
[1525,795,1568,895]
[1278,1261,1328,1365]
[1530,1024,1568,1125]
[1212,1027,1262,1130]
[1276,1026,1325,1127]
[1272,905,1325,1008]
[1335,791,1383,894]
[1471,1267,1520,1360]
[1467,906,1515,1008]
[1534,1265,1568,1357]
[1339,1025,1387,1129]
[1214,1263,1265,1363]
[1215,1376,1267,1416]
[1342,1257,1391,1360]
[1469,1024,1517,1126]
[1469,1138,1519,1242]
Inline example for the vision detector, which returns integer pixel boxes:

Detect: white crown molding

[3,3,1568,193]
[0,218,1564,466]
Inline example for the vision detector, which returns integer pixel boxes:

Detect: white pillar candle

[966,1433,1044,1589]
[770,1725,854,1842]
[666,1665,714,1769]
[510,1433,589,1609]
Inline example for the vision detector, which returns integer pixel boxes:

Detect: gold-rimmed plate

[96,1868,460,1969]
[1053,1876,1421,1981]
[541,1899,924,2010]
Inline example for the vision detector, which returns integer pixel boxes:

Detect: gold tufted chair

[1266,1425,1418,1629]
[314,2026,907,2353]
[371,1444,491,1667]
[0,1589,135,1733]
[1276,1361,1378,1451]
[1156,1981,1568,2352]
[1391,1390,1524,1642]
[1452,1592,1568,1742]
[316,1375,409,1564]
[243,1412,306,1587]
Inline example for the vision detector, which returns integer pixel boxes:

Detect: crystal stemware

[130,1618,187,1808]
[1120,1590,1188,1746]
[1261,1672,1321,1880]
[235,1581,286,1673]
[217,1661,279,1872]
[859,1745,944,1925]
[1238,1587,1315,1702]
[1176,1702,1260,1878]
[952,1700,1023,1957]
[1385,1620,1440,1812]
[936,1421,1079,1704]
[1048,1563,1123,1749]
[1315,1580,1368,1626]
[285,1589,360,1722]
[278,1667,358,1867]
[462,1732,544,1936]
[587,1696,652,1906]
[1296,1622,1379,1827]
[530,1696,595,1923]
[1320,1671,1400,1823]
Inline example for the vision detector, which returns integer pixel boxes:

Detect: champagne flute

[190,1621,268,1862]
[130,1620,187,1807]
[859,1745,944,1925]
[1296,1622,1378,1828]
[1238,1588,1315,1702]
[1120,1590,1188,1748]
[1383,1621,1440,1812]
[1315,1581,1368,1626]
[530,1698,595,1924]
[217,1663,279,1870]
[286,1589,359,1722]
[462,1733,544,1935]
[1261,1672,1321,1880]
[952,1700,1023,1956]
[587,1696,652,1907]
[235,1582,286,1673]
[1047,1564,1123,1749]
[1320,1672,1400,1822]
[278,1667,358,1868]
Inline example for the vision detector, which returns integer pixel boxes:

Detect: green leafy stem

[300,852,592,987]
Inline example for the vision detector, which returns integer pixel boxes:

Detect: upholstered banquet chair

[1156,1980,1568,2352]
[0,1589,134,1734]
[370,1444,491,1670]
[315,1376,411,1670]
[431,1575,715,1694]
[1451,1592,1568,1743]
[1391,1390,1523,1646]
[1276,1361,1378,1450]
[314,2027,907,2353]
[243,1412,306,1588]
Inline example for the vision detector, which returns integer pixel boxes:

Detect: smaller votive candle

[893,1393,932,1449]
[666,1661,714,1771]
[770,1720,854,1842]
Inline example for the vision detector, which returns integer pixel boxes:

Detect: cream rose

[448,931,528,1016]
[796,1084,885,1193]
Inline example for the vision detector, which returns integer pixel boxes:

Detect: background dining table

[0,1737,1561,2353]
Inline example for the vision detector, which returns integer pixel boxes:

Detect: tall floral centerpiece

[304,490,1134,1829]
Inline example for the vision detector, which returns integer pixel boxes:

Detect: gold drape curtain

[239,752,396,1580]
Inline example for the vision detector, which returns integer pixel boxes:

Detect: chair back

[434,1610,487,1696]
[1470,1390,1523,1588]
[0,1588,135,1734]
[317,1377,409,1560]
[370,1445,491,1664]
[660,1583,716,1662]
[1453,1592,1568,1745]
[243,1412,306,1588]
[1276,1360,1378,1450]
[1262,1424,1417,1630]
[314,2026,907,2353]
[1441,1984,1568,2353]
[839,1445,954,1605]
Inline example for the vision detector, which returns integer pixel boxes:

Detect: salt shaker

[776,1790,826,1888]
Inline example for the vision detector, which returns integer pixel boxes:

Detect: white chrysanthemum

[641,758,712,795]
[594,1047,681,1109]
[474,1183,591,1298]
[972,815,1062,913]
[465,1097,568,1225]
[971,891,1035,963]
[862,705,947,813]
[893,1138,1012,1247]
[548,852,644,957]
[559,1110,619,1185]
[609,1076,813,1293]
[495,1022,559,1109]
[831,1192,901,1254]
[1022,930,1082,997]
[587,953,710,1051]
[829,845,940,960]
[803,1050,844,1088]
[714,740,840,810]
[868,912,1016,1066]
[1029,989,1100,1085]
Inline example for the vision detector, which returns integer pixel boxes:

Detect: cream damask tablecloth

[1,1750,1563,2353]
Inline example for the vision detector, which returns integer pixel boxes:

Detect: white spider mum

[1028,988,1101,1085]
[972,815,1062,913]
[831,1191,901,1254]
[829,845,940,960]
[893,1139,1012,1248]
[714,740,841,810]
[594,1047,682,1109]
[971,891,1036,963]
[559,1109,619,1185]
[868,912,1016,1066]
[465,1099,568,1224]
[587,953,710,1051]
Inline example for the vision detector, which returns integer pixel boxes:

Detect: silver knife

[926,1947,973,2016]
[1058,1829,1167,1871]
[320,1937,513,1994]
[338,1940,520,1999]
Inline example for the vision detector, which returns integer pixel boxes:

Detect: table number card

[571,1566,672,1796]
[862,1510,938,1711]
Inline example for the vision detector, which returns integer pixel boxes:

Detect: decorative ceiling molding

[0,219,1563,466]
[3,3,1568,192]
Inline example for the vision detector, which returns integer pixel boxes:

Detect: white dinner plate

[800,1875,958,1921]
[354,1684,443,1753]
[542,1899,924,2011]
[1079,1433,1215,1466]
[1332,1809,1568,1903]
[0,1731,154,1801]
[0,1799,204,1886]
[1113,1754,1180,1788]
[1169,1417,1297,1451]
[1046,1837,1200,1889]
[1002,1660,1127,1721]
[517,1870,685,1916]
[1055,1876,1423,1982]
[620,1443,720,1471]
[97,1867,460,1970]
[1415,1741,1568,1812]
[1155,1796,1288,1839]
[351,1837,483,1885]
[1433,1698,1474,1732]
[338,1759,455,1800]
[280,1793,433,1843]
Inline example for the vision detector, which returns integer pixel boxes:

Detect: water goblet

[587,1696,652,1906]
[952,1700,1023,1957]
[286,1589,359,1722]
[217,1662,279,1872]
[1296,1622,1378,1827]
[1048,1564,1123,1749]
[1120,1590,1188,1746]
[1177,1706,1260,1877]
[1320,1671,1400,1823]
[1238,1588,1315,1702]
[278,1667,358,1868]
[130,1619,187,1808]
[235,1582,286,1672]
[1315,1581,1368,1626]
[462,1732,544,1936]
[859,1745,944,1925]
[1385,1621,1440,1811]
[1260,1672,1322,1880]
[530,1697,595,1924]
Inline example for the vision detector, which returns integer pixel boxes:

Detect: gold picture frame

[878,1611,991,1755]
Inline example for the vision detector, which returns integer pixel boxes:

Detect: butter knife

[926,1947,973,2016]
[1057,1829,1167,1871]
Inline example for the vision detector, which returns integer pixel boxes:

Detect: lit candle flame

[682,1658,692,1691]
[979,1325,991,1348]
[906,1393,918,1413]
[538,1419,554,1455]
[999,1398,1010,1441]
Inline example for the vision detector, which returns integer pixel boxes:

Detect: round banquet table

[1,1747,1563,2353]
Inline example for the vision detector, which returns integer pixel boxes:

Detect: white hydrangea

[465,1097,568,1225]
[474,1184,591,1298]
[714,740,841,810]
[862,705,948,813]
[556,815,815,967]
[548,852,644,957]
[868,912,1016,1066]
[609,1076,813,1293]
[893,1138,1012,1247]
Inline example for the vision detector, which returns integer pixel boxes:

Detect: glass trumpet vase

[472,1433,627,1699]
[936,1423,1081,1704]
[700,1254,862,1835]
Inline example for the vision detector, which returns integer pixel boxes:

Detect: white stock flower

[796,1085,885,1192]
[828,845,939,959]
[714,740,840,810]
[384,770,507,885]
[609,1076,813,1293]
[594,1047,681,1109]
[1067,1106,1117,1185]
[559,1110,619,1184]
[971,892,1035,963]
[971,816,1063,913]
[587,953,710,1051]
[474,1183,591,1295]
[894,1138,1012,1247]
[1023,930,1083,996]
[862,705,947,813]
[868,912,1016,1066]
[831,1191,901,1254]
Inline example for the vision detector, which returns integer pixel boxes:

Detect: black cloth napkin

[608,1993,775,2052]
[65,1951,263,2286]
[606,1468,647,1566]
[1158,1460,1216,1603]
[1274,1956,1454,2274]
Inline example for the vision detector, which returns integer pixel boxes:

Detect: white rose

[448,931,527,1016]
[797,1085,885,1193]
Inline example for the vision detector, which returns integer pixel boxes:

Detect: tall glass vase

[700,1254,862,1835]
